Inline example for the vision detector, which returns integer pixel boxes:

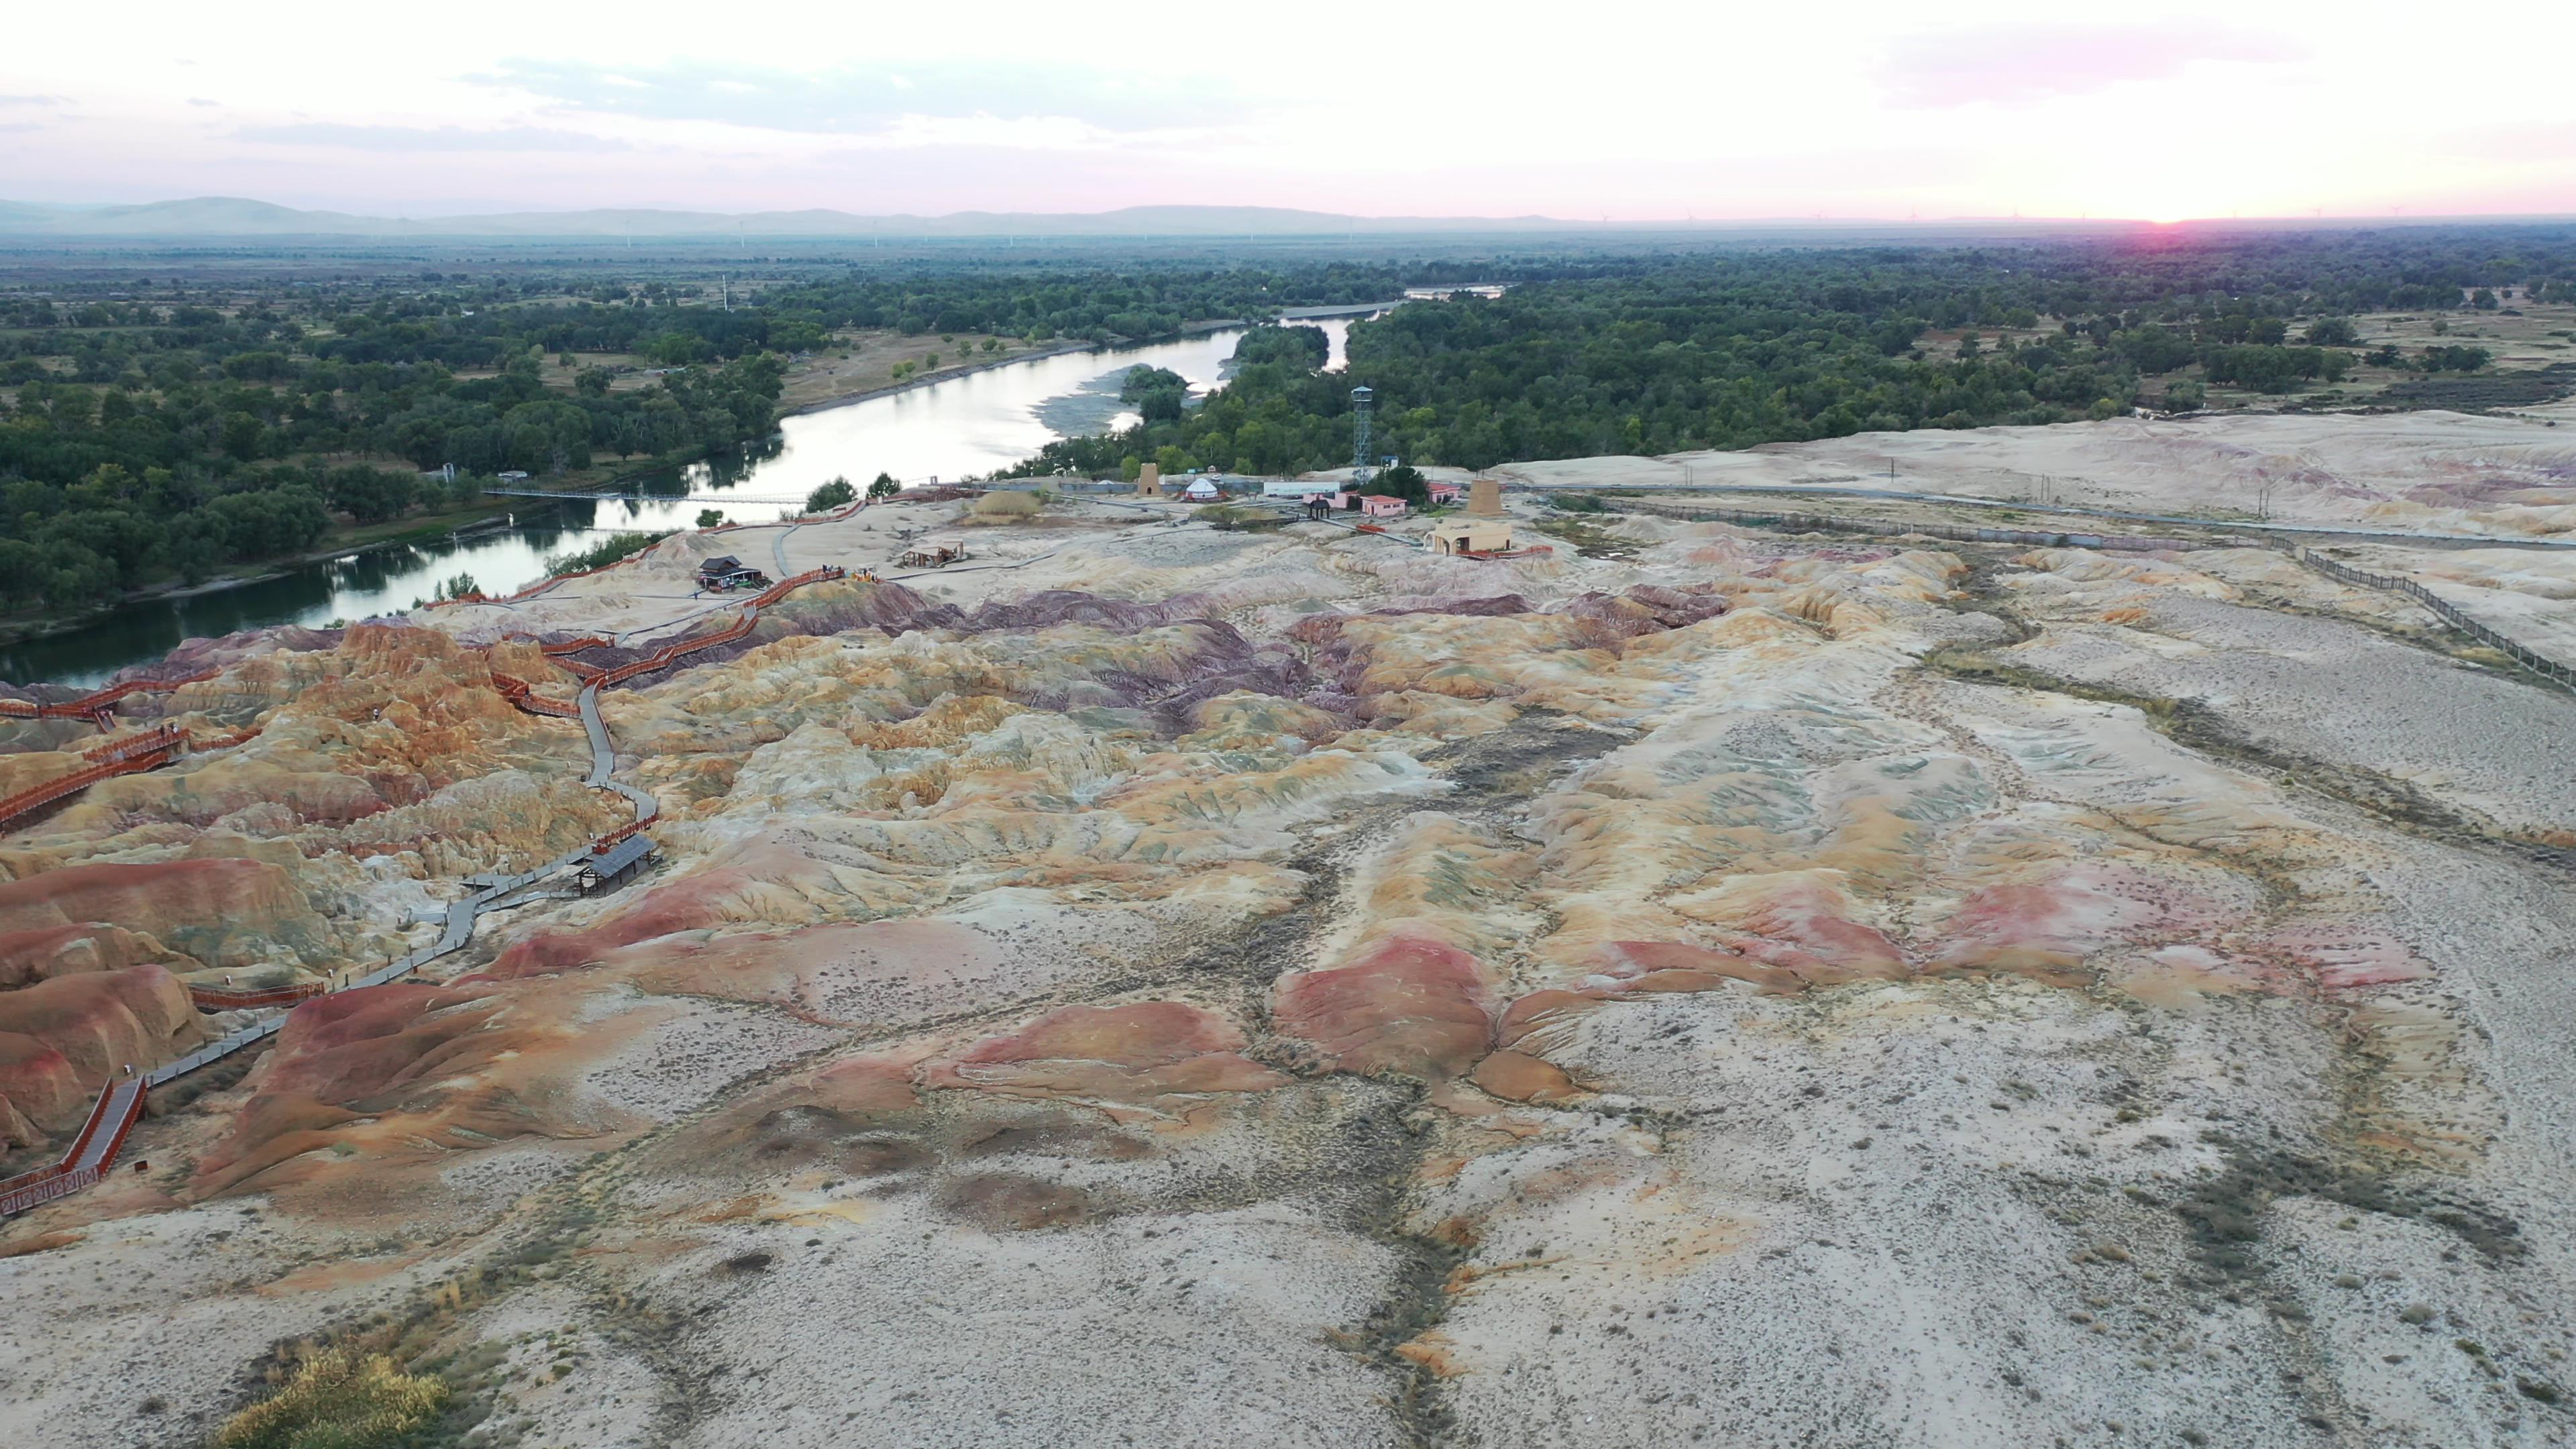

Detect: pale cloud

[2438,121,2576,162]
[235,123,631,153]
[474,57,1247,135]
[828,113,1120,154]
[1878,23,2306,108]
[0,1,2565,221]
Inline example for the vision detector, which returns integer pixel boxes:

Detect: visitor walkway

[0,567,845,1216]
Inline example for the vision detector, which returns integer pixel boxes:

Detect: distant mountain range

[0,197,1597,239]
[7,198,2547,243]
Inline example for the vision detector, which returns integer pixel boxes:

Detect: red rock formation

[1466,1049,1583,1104]
[1592,940,1805,994]
[925,1002,1288,1123]
[193,983,524,1193]
[0,1032,83,1144]
[0,923,199,988]
[478,839,851,978]
[1273,936,1495,1079]
[0,963,203,1095]
[1927,866,2185,982]
[0,859,323,969]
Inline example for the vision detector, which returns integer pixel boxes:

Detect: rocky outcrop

[13,477,2576,1449]
[0,923,201,989]
[0,859,331,971]
[0,963,203,1133]
[924,1002,1288,1123]
[1273,936,1495,1079]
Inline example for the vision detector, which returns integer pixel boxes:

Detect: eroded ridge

[2,501,2571,1449]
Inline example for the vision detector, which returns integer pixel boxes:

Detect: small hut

[1431,517,1515,555]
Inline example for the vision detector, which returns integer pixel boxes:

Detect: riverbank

[0,313,1391,679]
[0,432,778,652]
[777,315,1274,420]
[780,339,1100,418]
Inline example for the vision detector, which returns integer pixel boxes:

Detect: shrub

[541,531,669,577]
[968,491,1041,523]
[806,477,857,513]
[213,1349,447,1449]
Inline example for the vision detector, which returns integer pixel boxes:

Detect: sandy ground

[775,330,1053,414]
[1490,407,2576,539]
[7,407,2576,1448]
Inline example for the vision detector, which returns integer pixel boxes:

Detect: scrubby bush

[968,490,1041,523]
[541,531,668,576]
[213,1348,448,1449]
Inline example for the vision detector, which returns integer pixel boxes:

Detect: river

[0,313,1373,686]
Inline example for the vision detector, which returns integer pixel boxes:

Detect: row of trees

[0,319,788,610]
[803,473,902,513]
[1020,231,2569,478]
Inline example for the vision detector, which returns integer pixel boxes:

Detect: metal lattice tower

[1349,386,1375,488]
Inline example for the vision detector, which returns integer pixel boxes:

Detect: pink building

[1426,480,1464,505]
[1356,494,1408,519]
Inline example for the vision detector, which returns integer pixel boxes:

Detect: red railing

[0,669,216,720]
[0,727,189,831]
[497,633,612,657]
[489,672,580,718]
[588,567,845,692]
[186,981,327,1012]
[0,1077,146,1216]
[82,723,188,763]
[3,570,854,1212]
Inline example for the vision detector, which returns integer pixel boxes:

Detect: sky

[3,0,2571,223]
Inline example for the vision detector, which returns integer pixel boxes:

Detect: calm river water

[1,315,1367,686]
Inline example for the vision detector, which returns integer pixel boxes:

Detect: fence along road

[1,567,847,1216]
[2288,547,2576,691]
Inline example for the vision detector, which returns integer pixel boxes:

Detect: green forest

[0,350,782,610]
[3,225,2571,617]
[1016,227,2576,479]
[0,259,1476,614]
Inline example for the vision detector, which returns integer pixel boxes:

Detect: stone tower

[1468,476,1503,517]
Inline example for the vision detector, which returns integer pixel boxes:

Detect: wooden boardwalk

[0,568,847,1216]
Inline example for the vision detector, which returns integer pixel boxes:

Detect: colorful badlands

[3,423,2575,1446]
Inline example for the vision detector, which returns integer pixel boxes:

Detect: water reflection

[0,313,1375,686]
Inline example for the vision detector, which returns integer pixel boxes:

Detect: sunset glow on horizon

[4,0,2570,221]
